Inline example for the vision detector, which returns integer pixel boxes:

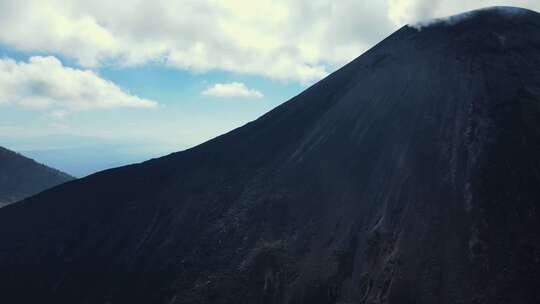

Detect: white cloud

[388,0,442,25]
[0,1,539,83]
[388,0,540,25]
[0,0,392,84]
[49,122,70,131]
[0,1,120,67]
[202,82,263,98]
[47,110,69,120]
[0,56,157,111]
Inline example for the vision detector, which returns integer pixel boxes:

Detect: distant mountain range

[0,6,539,304]
[0,146,74,207]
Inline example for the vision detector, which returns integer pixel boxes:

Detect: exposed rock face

[0,146,73,207]
[1,7,540,304]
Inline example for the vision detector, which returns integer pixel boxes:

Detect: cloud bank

[202,82,263,98]
[389,0,540,25]
[0,56,157,111]
[411,5,534,29]
[0,0,394,84]
[0,1,539,84]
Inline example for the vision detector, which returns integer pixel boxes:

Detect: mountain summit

[413,6,539,29]
[1,7,540,304]
[0,146,73,207]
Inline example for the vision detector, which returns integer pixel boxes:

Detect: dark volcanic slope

[1,7,540,304]
[0,146,73,207]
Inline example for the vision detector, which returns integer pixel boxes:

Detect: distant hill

[0,146,74,207]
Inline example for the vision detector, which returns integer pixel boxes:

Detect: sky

[1,0,539,177]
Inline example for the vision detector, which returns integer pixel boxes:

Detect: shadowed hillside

[0,146,74,207]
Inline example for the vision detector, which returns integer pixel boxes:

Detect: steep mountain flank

[0,7,539,304]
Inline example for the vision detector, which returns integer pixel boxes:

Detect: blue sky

[0,53,303,176]
[1,0,539,177]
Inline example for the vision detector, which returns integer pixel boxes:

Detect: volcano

[1,6,540,304]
